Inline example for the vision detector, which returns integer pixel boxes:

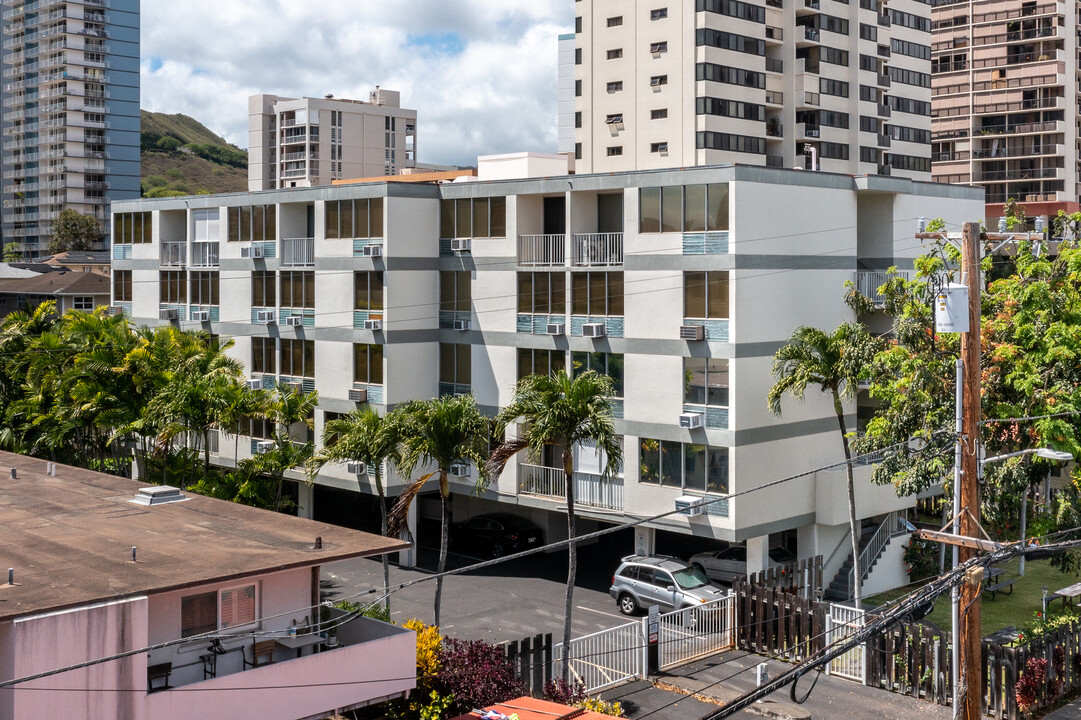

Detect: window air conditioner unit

[362,245,383,257]
[680,325,705,341]
[450,238,471,253]
[675,495,706,517]
[285,315,304,326]
[679,412,705,429]
[448,463,470,478]
[191,310,210,322]
[286,381,303,394]
[347,388,368,403]
[583,322,606,338]
[241,245,265,259]
[255,440,275,454]
[364,319,383,331]
[246,378,263,391]
[546,322,566,336]
[256,310,276,324]
[453,319,471,331]
[346,461,366,475]
[107,305,123,316]
[159,308,177,321]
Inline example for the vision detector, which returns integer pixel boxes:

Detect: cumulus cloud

[140,0,573,166]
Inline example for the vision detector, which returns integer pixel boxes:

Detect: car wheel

[618,593,639,616]
[491,542,504,558]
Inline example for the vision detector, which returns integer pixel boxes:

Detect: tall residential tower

[574,0,933,178]
[1,0,140,257]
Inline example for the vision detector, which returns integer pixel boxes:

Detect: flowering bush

[902,538,938,581]
[387,619,453,720]
[437,637,527,716]
[1017,608,1079,644]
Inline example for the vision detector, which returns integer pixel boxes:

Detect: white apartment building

[559,33,578,154]
[0,0,141,257]
[110,164,981,597]
[248,88,417,191]
[574,0,933,179]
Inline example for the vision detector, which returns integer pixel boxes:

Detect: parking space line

[577,605,628,621]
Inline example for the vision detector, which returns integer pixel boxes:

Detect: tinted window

[619,565,639,580]
[654,570,675,588]
[722,547,747,562]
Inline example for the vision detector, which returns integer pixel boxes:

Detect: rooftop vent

[131,486,188,506]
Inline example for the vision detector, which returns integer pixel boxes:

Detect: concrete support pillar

[399,500,418,568]
[796,524,818,560]
[297,481,314,520]
[746,535,770,576]
[634,526,655,557]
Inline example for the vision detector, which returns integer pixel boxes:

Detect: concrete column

[796,524,817,560]
[297,481,314,519]
[398,500,418,568]
[634,526,655,556]
[746,535,770,576]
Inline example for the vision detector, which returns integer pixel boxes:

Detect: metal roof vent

[131,486,187,506]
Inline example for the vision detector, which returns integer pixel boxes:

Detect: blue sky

[140,0,572,166]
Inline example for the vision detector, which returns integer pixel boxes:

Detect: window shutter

[180,592,216,637]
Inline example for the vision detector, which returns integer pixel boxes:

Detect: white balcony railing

[160,241,186,267]
[572,232,623,266]
[280,236,314,267]
[518,234,566,266]
[855,270,914,304]
[190,241,219,268]
[519,463,623,511]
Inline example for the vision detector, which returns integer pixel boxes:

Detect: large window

[517,272,566,314]
[685,358,729,406]
[251,271,276,307]
[252,337,275,375]
[572,352,624,396]
[684,271,729,318]
[280,339,315,377]
[114,212,152,244]
[571,272,623,316]
[354,343,384,384]
[190,271,219,305]
[440,271,471,313]
[279,271,315,308]
[193,209,220,242]
[355,271,384,314]
[639,184,729,233]
[639,439,729,493]
[518,348,566,380]
[325,198,384,239]
[160,270,186,304]
[440,197,507,239]
[113,270,132,302]
[227,205,276,242]
[440,343,471,386]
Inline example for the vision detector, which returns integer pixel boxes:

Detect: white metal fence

[281,237,315,267]
[518,234,566,266]
[573,232,623,266]
[827,602,866,682]
[554,595,736,694]
[519,463,624,510]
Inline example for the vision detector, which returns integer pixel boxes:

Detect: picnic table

[983,566,1005,584]
[1050,581,1081,609]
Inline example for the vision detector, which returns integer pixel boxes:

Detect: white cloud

[140,0,573,166]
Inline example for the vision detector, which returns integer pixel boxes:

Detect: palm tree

[768,323,876,607]
[388,395,490,627]
[309,407,402,612]
[242,382,318,512]
[487,369,622,682]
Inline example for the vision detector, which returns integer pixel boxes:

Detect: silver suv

[609,555,727,615]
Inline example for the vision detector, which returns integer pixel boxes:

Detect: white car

[689,546,797,584]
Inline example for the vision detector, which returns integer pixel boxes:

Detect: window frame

[517,272,567,315]
[571,271,624,316]
[439,197,506,239]
[190,271,219,306]
[439,343,471,386]
[353,343,384,385]
[684,271,730,319]
[684,357,729,407]
[112,270,132,303]
[638,438,730,493]
[252,336,276,375]
[440,271,472,313]
[279,338,315,378]
[279,270,315,309]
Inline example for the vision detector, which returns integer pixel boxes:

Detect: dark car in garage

[450,512,544,558]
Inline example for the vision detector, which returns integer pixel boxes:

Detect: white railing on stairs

[847,511,910,599]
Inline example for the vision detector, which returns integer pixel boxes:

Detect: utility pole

[958,221,982,720]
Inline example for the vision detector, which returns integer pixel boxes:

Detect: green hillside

[140,110,248,197]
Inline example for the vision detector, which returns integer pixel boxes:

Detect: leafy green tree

[309,407,403,612]
[388,396,490,627]
[3,242,22,262]
[49,209,101,254]
[768,324,878,607]
[488,369,622,681]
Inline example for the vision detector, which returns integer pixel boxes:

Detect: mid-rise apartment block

[110,163,981,596]
[0,0,140,257]
[574,0,933,178]
[930,0,1079,216]
[248,89,417,191]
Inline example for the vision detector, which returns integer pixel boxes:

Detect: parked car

[609,555,727,615]
[450,512,544,558]
[689,545,798,584]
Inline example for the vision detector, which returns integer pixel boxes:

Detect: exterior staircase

[824,512,909,601]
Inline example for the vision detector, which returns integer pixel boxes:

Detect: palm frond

[388,470,437,537]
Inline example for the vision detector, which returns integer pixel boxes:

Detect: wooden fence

[734,582,827,662]
[981,620,1081,720]
[865,622,952,706]
[503,632,554,696]
[747,555,823,599]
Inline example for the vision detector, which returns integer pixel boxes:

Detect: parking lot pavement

[322,539,635,644]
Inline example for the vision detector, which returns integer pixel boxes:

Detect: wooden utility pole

[958,221,982,720]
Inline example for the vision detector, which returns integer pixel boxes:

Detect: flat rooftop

[0,451,408,621]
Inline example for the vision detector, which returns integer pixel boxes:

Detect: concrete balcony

[519,463,624,511]
[145,618,415,720]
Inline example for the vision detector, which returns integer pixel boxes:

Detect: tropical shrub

[437,637,526,716]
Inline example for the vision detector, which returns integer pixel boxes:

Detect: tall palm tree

[242,382,318,512]
[768,323,876,607]
[309,407,403,612]
[487,369,622,682]
[388,395,490,627]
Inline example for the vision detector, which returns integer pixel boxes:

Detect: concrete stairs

[824,520,886,602]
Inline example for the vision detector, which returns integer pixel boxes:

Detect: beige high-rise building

[574,0,933,178]
[248,89,417,191]
[930,0,1079,217]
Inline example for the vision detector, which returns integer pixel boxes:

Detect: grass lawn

[864,558,1080,637]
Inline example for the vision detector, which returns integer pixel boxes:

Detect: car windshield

[671,565,711,589]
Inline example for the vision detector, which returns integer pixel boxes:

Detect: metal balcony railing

[518,234,566,266]
[518,464,624,511]
[280,237,314,267]
[572,232,623,266]
[191,241,219,268]
[160,241,186,267]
